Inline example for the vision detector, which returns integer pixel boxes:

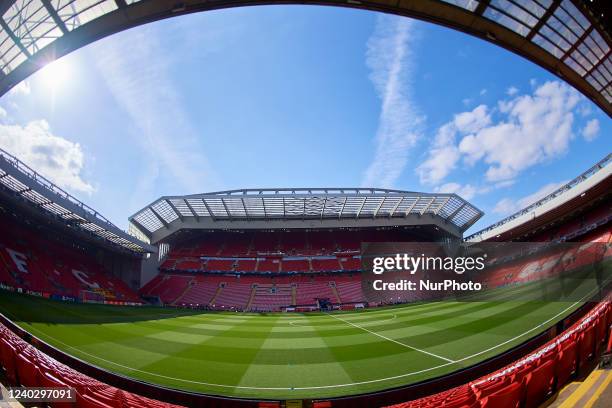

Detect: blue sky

[0,5,609,234]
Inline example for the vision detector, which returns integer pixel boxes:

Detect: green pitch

[0,288,588,400]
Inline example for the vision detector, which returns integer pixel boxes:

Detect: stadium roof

[129,188,483,242]
[0,148,155,253]
[0,1,609,115]
[466,153,611,242]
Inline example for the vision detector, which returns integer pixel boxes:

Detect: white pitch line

[0,284,601,392]
[289,314,397,327]
[326,312,456,363]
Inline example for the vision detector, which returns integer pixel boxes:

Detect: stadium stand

[143,200,611,311]
[0,322,183,408]
[384,300,612,408]
[0,210,141,304]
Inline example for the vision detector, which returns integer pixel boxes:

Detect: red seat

[481,381,523,408]
[39,371,75,408]
[578,326,596,369]
[595,316,607,352]
[557,340,577,386]
[473,376,511,398]
[441,393,477,407]
[76,393,116,408]
[524,359,555,408]
[15,353,39,386]
[511,363,533,383]
[0,338,18,383]
[83,387,123,408]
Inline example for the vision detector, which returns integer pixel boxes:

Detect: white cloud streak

[92,25,220,201]
[361,15,423,188]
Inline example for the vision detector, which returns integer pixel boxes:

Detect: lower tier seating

[0,213,141,303]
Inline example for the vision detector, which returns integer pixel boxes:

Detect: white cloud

[0,120,94,194]
[361,15,423,188]
[493,180,567,215]
[581,118,600,141]
[92,25,220,200]
[417,80,584,199]
[506,86,519,96]
[7,80,30,96]
[454,105,491,133]
[0,107,6,118]
[417,104,490,184]
[435,182,478,200]
[462,98,473,106]
[459,81,580,182]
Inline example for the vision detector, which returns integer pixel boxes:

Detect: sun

[37,57,71,92]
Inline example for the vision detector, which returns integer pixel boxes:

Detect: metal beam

[183,198,199,221]
[421,197,436,215]
[201,198,216,221]
[339,196,348,219]
[447,202,468,221]
[463,211,482,230]
[474,0,491,16]
[373,197,385,218]
[583,48,611,81]
[241,197,249,220]
[166,199,183,221]
[389,197,403,218]
[355,197,367,218]
[129,218,152,239]
[0,18,31,58]
[220,197,232,220]
[149,205,169,228]
[40,0,69,34]
[405,197,420,217]
[320,196,328,220]
[436,196,451,215]
[561,25,595,68]
[526,0,561,41]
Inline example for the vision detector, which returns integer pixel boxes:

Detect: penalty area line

[326,313,456,363]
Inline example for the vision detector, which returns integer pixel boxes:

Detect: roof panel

[130,189,484,236]
[0,150,154,253]
[0,0,609,115]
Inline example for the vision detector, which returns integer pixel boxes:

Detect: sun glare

[38,57,71,92]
